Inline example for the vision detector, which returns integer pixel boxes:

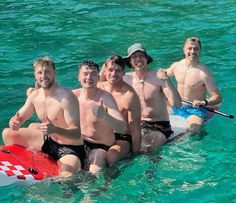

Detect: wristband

[204,99,208,106]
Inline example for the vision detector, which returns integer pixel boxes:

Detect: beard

[42,79,55,89]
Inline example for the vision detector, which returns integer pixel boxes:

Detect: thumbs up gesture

[40,115,55,136]
[92,99,107,119]
[9,112,21,130]
[26,81,39,97]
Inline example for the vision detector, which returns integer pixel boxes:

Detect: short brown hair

[105,55,125,70]
[79,60,99,72]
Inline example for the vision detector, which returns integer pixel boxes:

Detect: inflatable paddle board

[168,106,219,143]
[168,115,188,142]
[0,145,59,187]
[0,114,211,187]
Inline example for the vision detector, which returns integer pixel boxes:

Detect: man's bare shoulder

[98,88,117,106]
[122,81,138,98]
[99,88,113,97]
[56,86,78,101]
[147,69,162,84]
[27,88,41,103]
[72,88,82,97]
[198,64,213,78]
[171,59,185,69]
[198,63,209,71]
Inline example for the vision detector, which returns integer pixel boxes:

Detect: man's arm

[9,95,35,130]
[203,69,222,106]
[127,91,141,153]
[164,62,177,77]
[157,70,182,108]
[99,63,107,82]
[93,92,127,134]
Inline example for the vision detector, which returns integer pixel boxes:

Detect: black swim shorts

[84,140,111,152]
[41,135,86,168]
[141,121,173,139]
[114,133,132,151]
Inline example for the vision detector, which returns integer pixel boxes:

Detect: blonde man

[2,57,85,177]
[165,37,222,133]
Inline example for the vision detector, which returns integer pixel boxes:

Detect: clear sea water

[0,1,236,202]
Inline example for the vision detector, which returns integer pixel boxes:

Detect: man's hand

[40,116,55,136]
[26,81,39,97]
[157,69,169,80]
[192,100,207,108]
[9,112,21,130]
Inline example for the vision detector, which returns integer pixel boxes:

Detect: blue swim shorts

[172,105,207,119]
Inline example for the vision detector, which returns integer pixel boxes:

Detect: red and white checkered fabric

[0,161,35,186]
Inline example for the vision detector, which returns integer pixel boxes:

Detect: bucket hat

[123,43,153,68]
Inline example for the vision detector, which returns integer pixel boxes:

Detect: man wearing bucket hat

[123,43,182,152]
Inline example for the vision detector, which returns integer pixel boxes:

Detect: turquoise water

[1,0,236,202]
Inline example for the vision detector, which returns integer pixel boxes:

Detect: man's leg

[88,149,107,176]
[186,115,204,133]
[106,140,130,166]
[141,131,167,152]
[2,127,44,149]
[58,155,82,177]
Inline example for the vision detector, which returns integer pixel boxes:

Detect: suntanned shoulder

[27,88,40,99]
[100,88,113,98]
[122,81,137,96]
[170,59,184,70]
[198,64,213,78]
[72,88,82,96]
[98,88,120,110]
[56,86,76,98]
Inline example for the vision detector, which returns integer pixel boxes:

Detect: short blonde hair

[33,56,56,70]
[184,37,201,49]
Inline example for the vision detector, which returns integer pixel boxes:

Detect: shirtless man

[72,61,126,175]
[98,55,141,166]
[165,37,222,133]
[123,43,182,152]
[2,56,85,177]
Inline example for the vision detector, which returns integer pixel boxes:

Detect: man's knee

[28,123,40,129]
[106,149,119,166]
[58,155,82,177]
[188,123,202,133]
[2,128,12,145]
[187,115,204,133]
